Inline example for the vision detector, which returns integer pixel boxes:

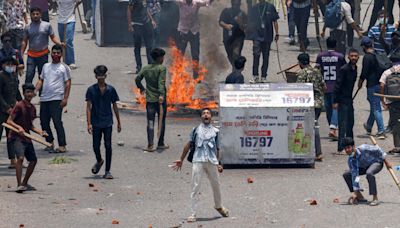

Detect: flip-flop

[91,160,104,174]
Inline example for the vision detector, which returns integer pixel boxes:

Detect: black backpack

[385,69,400,101]
[375,52,393,71]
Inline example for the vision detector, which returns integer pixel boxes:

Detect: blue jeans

[58,22,76,65]
[324,93,338,129]
[287,3,295,37]
[365,85,385,133]
[92,126,112,172]
[25,54,48,83]
[338,103,354,151]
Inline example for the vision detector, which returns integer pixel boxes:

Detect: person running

[86,65,121,179]
[225,56,246,84]
[296,53,326,161]
[315,37,346,140]
[358,37,386,139]
[172,108,229,223]
[35,44,71,153]
[342,137,392,206]
[7,83,48,193]
[135,48,168,152]
[21,7,63,84]
[334,48,359,154]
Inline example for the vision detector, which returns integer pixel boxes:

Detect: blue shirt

[189,125,219,165]
[348,144,386,191]
[85,84,119,128]
[368,24,395,53]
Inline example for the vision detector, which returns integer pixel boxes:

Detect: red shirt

[9,100,37,142]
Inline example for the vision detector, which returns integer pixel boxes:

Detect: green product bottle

[288,129,295,152]
[293,123,304,153]
[302,134,312,153]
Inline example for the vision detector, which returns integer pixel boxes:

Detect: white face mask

[378,17,386,25]
[4,66,15,74]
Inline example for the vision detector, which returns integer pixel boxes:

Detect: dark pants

[177,31,200,78]
[389,102,400,148]
[346,0,355,47]
[132,24,154,71]
[41,11,50,22]
[92,126,112,172]
[9,29,24,52]
[0,114,11,158]
[146,101,166,146]
[293,5,311,49]
[343,162,383,195]
[25,55,48,84]
[338,103,354,151]
[287,3,296,37]
[330,29,347,56]
[317,0,326,16]
[368,0,395,31]
[252,40,271,78]
[223,37,244,67]
[315,108,322,156]
[40,100,66,147]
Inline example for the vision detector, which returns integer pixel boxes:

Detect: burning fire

[134,40,218,111]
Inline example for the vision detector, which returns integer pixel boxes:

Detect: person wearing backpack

[321,0,363,55]
[357,37,386,139]
[172,108,228,223]
[379,56,400,153]
[287,0,311,51]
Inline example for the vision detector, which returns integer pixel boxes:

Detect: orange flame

[133,40,218,111]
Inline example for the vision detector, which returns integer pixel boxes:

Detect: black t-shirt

[129,0,149,24]
[225,71,244,84]
[248,2,279,42]
[360,53,382,88]
[219,8,246,43]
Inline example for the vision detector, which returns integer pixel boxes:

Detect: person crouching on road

[342,137,392,206]
[86,65,122,179]
[172,108,229,223]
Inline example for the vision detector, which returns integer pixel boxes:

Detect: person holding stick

[342,137,392,206]
[86,65,121,179]
[7,83,48,193]
[135,48,168,152]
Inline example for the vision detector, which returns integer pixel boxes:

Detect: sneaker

[369,199,380,206]
[68,64,77,70]
[376,132,386,140]
[260,77,268,83]
[215,207,229,217]
[103,172,114,179]
[249,76,259,84]
[385,126,392,134]
[328,129,338,140]
[157,144,169,150]
[187,215,196,223]
[44,143,55,153]
[16,185,27,193]
[363,123,371,135]
[289,36,295,45]
[55,146,67,153]
[143,145,156,152]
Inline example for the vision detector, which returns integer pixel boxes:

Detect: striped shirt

[368,24,395,53]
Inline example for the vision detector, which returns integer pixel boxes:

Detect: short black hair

[30,6,42,13]
[1,57,18,65]
[348,48,359,55]
[22,83,35,93]
[94,65,108,76]
[51,44,63,53]
[343,137,355,147]
[200,107,212,117]
[297,52,310,65]
[150,48,166,61]
[234,56,246,70]
[1,31,12,42]
[326,36,337,49]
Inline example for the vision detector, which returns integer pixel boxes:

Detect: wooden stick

[2,123,52,147]
[352,87,361,100]
[373,93,400,100]
[370,136,400,192]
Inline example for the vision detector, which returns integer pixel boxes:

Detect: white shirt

[57,0,76,24]
[40,62,71,102]
[332,2,354,32]
[379,65,400,104]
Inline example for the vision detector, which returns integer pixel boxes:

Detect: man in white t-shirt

[35,44,72,153]
[57,0,79,69]
[321,0,363,55]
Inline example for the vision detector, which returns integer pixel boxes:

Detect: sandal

[187,215,196,223]
[103,172,114,179]
[215,207,229,217]
[369,200,380,206]
[143,145,156,152]
[91,160,104,174]
[55,146,67,153]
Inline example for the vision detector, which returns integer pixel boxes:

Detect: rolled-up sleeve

[342,3,354,25]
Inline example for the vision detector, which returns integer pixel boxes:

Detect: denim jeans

[343,162,383,195]
[92,126,112,172]
[25,54,48,84]
[146,101,166,146]
[132,23,154,71]
[287,3,295,37]
[58,22,76,65]
[324,93,338,129]
[177,31,200,78]
[293,5,311,48]
[40,100,67,147]
[338,103,354,151]
[315,108,322,156]
[365,85,385,133]
[252,40,271,78]
[91,0,96,30]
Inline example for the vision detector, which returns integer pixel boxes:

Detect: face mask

[4,66,15,74]
[51,55,61,63]
[378,17,385,25]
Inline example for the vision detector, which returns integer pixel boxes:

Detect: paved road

[1,2,400,228]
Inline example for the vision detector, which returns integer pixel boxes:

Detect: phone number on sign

[281,96,311,104]
[240,137,273,148]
